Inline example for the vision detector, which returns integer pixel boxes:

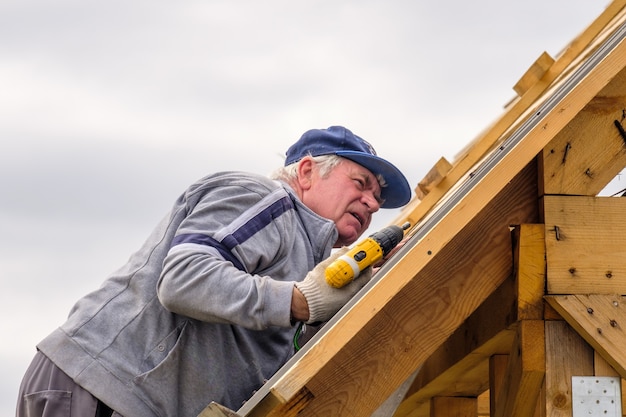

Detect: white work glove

[295,247,373,324]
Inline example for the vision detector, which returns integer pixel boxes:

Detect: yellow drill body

[325,222,410,288]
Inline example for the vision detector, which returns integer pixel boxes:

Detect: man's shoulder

[189,171,281,194]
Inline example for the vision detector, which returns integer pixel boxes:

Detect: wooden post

[544,320,594,416]
[492,320,545,417]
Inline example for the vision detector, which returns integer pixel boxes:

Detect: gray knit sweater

[37,171,337,417]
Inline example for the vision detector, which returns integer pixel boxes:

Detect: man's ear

[296,157,314,190]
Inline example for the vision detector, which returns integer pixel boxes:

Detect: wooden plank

[514,52,555,97]
[539,65,626,197]
[545,294,626,378]
[430,397,476,417]
[415,157,453,200]
[243,28,626,416]
[514,224,546,320]
[543,196,626,294]
[492,320,545,417]
[544,320,594,417]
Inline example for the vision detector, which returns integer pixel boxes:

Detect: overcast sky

[0,0,616,414]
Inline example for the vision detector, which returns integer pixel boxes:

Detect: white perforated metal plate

[572,376,622,417]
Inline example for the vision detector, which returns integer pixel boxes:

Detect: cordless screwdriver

[325,222,411,288]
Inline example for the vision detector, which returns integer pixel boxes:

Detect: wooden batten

[513,52,555,97]
[415,157,453,200]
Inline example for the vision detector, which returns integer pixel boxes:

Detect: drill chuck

[325,222,410,288]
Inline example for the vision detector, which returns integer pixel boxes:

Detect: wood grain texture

[546,294,626,378]
[544,320,593,417]
[430,397,477,417]
[539,66,626,197]
[543,196,626,294]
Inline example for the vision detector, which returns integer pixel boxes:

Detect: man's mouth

[351,212,364,226]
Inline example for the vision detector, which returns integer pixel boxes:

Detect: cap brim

[336,151,412,208]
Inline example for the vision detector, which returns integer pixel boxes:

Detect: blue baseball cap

[285,126,411,208]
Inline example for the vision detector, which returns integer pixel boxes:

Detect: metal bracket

[572,376,622,417]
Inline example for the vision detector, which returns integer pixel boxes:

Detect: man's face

[300,158,382,246]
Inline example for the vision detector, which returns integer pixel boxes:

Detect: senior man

[16,125,411,417]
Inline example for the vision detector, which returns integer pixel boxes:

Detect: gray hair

[270,154,387,188]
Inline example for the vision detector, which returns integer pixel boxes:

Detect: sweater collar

[279,181,338,261]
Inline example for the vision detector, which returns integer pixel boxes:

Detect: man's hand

[294,247,373,324]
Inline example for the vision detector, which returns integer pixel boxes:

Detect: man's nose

[363,192,381,213]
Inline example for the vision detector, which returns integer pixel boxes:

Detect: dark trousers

[16,351,118,417]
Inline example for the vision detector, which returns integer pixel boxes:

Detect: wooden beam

[514,224,546,320]
[415,157,453,200]
[539,64,626,197]
[543,196,626,294]
[392,224,544,417]
[490,354,546,417]
[492,320,545,417]
[430,397,476,417]
[546,294,626,378]
[544,320,594,417]
[514,52,555,97]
